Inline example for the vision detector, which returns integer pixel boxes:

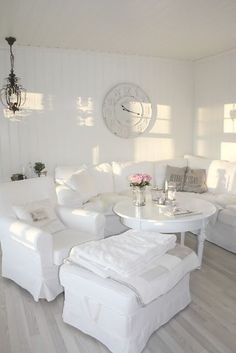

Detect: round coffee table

[113,194,216,266]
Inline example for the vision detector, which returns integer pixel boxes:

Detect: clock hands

[121,104,141,116]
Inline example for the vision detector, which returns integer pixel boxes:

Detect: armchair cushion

[52,229,99,265]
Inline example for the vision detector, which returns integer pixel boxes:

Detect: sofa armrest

[0,217,53,256]
[56,206,105,238]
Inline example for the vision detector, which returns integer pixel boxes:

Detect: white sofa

[55,156,236,253]
[0,176,105,301]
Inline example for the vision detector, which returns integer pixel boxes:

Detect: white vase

[132,186,146,206]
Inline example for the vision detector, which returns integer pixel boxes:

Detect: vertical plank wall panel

[0,45,194,181]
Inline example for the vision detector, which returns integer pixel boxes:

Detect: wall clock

[102,83,153,138]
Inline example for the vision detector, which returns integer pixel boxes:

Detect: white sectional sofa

[55,156,236,253]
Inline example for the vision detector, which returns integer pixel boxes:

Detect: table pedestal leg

[180,232,185,246]
[197,226,206,267]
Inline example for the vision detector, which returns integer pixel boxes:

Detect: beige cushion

[183,168,208,193]
[154,158,188,189]
[165,165,187,191]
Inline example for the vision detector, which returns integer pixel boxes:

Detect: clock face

[102,83,152,138]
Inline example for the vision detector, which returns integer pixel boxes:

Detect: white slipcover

[0,177,105,301]
[60,244,198,353]
[55,164,86,185]
[206,160,236,193]
[56,158,236,253]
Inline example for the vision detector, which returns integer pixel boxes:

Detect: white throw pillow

[55,164,87,185]
[184,155,212,172]
[13,199,65,233]
[112,161,154,192]
[207,160,236,193]
[65,169,98,203]
[89,163,114,194]
[154,158,187,188]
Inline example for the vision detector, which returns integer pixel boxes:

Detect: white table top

[113,194,216,232]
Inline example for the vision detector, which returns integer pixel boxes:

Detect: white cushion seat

[52,229,97,266]
[82,192,130,216]
[217,208,236,227]
[179,191,236,208]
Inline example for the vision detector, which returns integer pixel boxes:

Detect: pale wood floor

[0,234,236,353]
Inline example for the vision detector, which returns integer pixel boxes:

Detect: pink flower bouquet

[128,173,152,188]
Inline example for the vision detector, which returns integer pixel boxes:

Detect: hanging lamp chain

[9,42,14,72]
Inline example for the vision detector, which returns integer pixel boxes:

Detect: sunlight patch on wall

[76,96,94,126]
[24,92,44,111]
[195,107,213,137]
[3,108,22,121]
[3,92,44,120]
[221,142,236,162]
[149,104,171,134]
[134,137,174,161]
[195,139,208,157]
[224,103,236,133]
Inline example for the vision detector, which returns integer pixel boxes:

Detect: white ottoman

[60,245,198,353]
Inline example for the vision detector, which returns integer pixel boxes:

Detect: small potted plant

[34,162,46,177]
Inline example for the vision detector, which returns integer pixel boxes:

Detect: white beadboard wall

[0,46,193,181]
[194,49,236,161]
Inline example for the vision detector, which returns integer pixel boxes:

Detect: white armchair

[0,177,105,301]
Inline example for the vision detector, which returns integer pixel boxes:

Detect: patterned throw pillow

[13,199,66,233]
[165,165,187,191]
[183,168,208,193]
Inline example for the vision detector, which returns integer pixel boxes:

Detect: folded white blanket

[112,246,199,304]
[69,230,176,278]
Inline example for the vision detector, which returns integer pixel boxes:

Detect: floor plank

[0,234,235,353]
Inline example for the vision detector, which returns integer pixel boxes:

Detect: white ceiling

[1,0,236,60]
